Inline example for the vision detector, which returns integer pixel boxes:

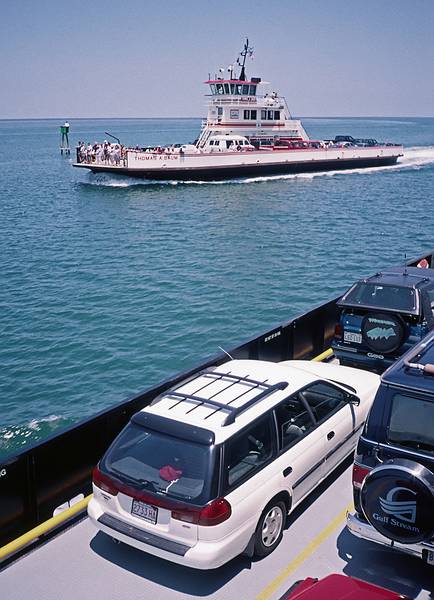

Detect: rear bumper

[88,497,254,570]
[332,344,395,372]
[347,511,434,564]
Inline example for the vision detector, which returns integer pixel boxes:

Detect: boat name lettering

[135,155,179,161]
[264,331,281,343]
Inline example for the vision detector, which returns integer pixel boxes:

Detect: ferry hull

[74,155,400,181]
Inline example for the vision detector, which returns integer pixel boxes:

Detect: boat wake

[78,146,434,188]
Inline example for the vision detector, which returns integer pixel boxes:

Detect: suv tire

[254,499,286,557]
[360,458,434,544]
[361,312,405,354]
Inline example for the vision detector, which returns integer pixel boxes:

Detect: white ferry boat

[73,40,403,181]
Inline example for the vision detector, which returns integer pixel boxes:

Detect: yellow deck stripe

[256,502,353,600]
[311,348,333,362]
[0,494,92,561]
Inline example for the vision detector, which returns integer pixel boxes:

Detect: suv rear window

[342,283,417,313]
[386,392,434,454]
[101,423,217,504]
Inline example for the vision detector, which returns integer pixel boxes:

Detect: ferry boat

[73,40,403,181]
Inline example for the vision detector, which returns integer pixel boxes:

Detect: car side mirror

[348,394,360,406]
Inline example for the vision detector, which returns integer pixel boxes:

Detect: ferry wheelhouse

[73,40,403,181]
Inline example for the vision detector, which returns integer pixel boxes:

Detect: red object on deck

[283,574,411,599]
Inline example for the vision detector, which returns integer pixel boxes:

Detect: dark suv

[332,266,434,373]
[347,332,434,565]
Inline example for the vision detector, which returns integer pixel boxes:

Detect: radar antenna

[236,38,254,81]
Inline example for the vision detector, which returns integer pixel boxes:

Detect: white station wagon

[88,359,380,569]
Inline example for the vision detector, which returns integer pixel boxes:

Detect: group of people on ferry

[77,141,125,165]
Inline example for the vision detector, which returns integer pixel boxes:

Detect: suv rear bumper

[333,344,395,372]
[347,511,434,564]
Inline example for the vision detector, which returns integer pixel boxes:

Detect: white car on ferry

[88,359,379,569]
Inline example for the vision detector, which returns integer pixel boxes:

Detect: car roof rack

[163,368,288,425]
[366,271,430,286]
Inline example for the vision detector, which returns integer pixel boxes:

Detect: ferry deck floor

[1,461,432,600]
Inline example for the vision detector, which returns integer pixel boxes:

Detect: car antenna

[403,253,408,276]
[218,346,234,360]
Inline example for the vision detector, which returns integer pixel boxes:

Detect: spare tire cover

[361,312,404,354]
[360,458,434,544]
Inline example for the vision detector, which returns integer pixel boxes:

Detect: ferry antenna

[218,346,234,360]
[238,37,253,81]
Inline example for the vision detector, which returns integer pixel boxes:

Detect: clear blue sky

[1,0,433,118]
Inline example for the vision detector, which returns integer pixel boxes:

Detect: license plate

[131,499,158,524]
[427,550,434,565]
[344,331,362,344]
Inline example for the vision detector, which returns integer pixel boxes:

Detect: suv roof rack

[367,270,430,286]
[163,368,288,426]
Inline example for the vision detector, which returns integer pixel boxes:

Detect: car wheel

[361,312,405,354]
[360,458,434,544]
[254,500,286,557]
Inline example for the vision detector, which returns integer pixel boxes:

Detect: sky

[1,0,433,119]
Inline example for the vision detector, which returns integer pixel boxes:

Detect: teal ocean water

[1,117,433,457]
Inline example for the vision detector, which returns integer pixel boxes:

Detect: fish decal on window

[367,326,396,340]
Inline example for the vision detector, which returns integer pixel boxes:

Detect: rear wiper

[110,469,158,491]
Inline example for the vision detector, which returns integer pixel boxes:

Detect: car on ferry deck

[332,266,434,373]
[282,574,411,599]
[347,332,434,566]
[88,358,379,569]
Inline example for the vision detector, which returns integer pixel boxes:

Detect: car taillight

[172,498,231,526]
[92,466,119,496]
[334,323,342,337]
[352,463,371,489]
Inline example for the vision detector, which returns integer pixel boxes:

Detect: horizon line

[1,115,433,122]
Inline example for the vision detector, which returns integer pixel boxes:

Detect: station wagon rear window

[101,423,216,503]
[386,393,434,454]
[341,283,418,313]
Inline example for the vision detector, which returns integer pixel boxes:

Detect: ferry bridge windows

[260,110,281,121]
[249,85,257,96]
[224,84,230,94]
[243,110,257,120]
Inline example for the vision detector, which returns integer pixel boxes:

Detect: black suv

[332,266,434,373]
[347,332,434,565]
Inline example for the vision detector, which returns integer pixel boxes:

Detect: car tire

[360,458,434,544]
[254,499,286,557]
[361,312,405,354]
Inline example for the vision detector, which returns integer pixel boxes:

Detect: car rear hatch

[339,310,424,356]
[337,282,423,356]
[96,413,218,547]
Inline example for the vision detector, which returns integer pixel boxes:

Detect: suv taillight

[334,323,342,338]
[172,498,232,526]
[93,466,119,496]
[352,463,371,489]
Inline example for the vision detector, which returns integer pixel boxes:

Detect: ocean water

[1,117,433,458]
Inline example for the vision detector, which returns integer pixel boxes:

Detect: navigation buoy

[60,121,70,155]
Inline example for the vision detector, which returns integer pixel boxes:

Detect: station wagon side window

[300,382,347,422]
[274,394,315,451]
[225,414,274,488]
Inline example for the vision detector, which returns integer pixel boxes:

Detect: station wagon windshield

[102,423,214,503]
[386,393,434,454]
[342,283,417,313]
